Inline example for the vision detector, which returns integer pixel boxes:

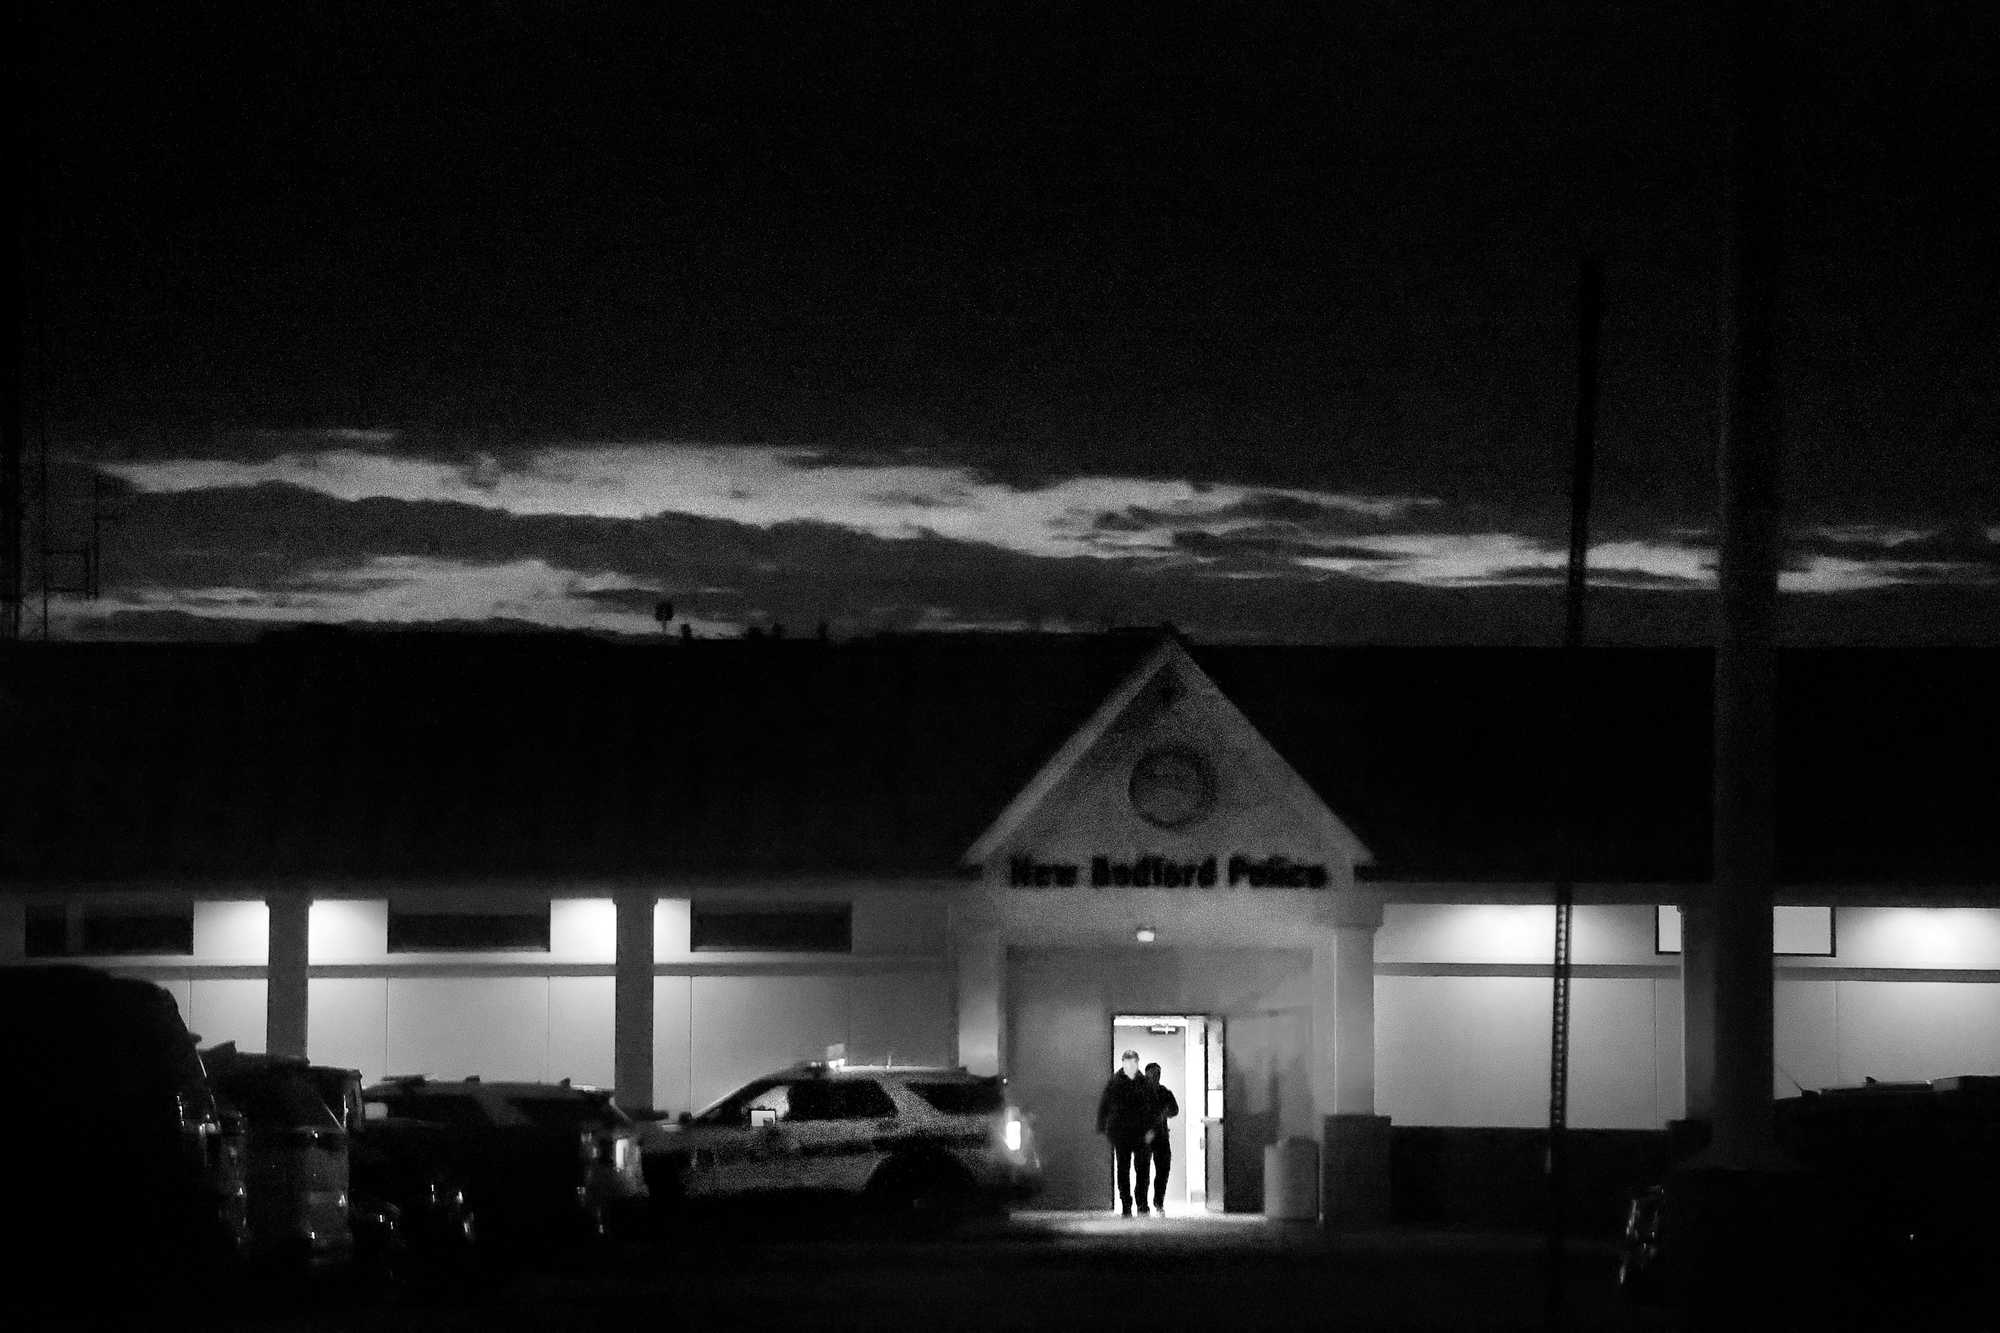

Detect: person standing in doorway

[1096,1049,1153,1216]
[1143,1061,1179,1214]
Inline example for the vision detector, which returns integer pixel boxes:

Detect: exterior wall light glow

[1135,926,1157,943]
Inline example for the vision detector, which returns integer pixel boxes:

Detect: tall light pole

[1544,255,1600,1332]
[1665,0,1796,1321]
[1705,0,1784,1173]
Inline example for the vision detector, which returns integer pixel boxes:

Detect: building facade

[5,633,1998,1221]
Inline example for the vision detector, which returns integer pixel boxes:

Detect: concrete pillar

[614,888,656,1110]
[1312,896,1382,1117]
[953,890,1006,1075]
[1314,892,1390,1230]
[955,929,1005,1076]
[1679,902,1717,1121]
[265,891,311,1060]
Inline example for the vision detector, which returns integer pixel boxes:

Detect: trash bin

[1262,1137,1319,1220]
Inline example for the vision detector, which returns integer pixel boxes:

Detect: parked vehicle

[0,965,249,1305]
[312,1064,480,1261]
[359,1076,647,1246]
[204,1046,357,1271]
[642,1061,1043,1230]
[1620,1074,2000,1312]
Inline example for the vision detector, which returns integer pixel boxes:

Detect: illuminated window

[387,905,551,953]
[690,903,851,953]
[1655,905,1835,957]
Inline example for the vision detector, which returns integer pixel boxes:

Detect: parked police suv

[641,1061,1042,1229]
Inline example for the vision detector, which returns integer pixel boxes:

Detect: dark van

[204,1046,357,1271]
[312,1065,480,1261]
[0,965,249,1305]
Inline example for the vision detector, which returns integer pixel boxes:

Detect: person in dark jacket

[1096,1049,1153,1216]
[1143,1062,1179,1213]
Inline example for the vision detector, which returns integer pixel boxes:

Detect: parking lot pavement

[176,1213,1673,1332]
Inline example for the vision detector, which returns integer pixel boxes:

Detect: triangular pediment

[964,637,1373,876]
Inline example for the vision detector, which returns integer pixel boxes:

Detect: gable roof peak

[962,628,1372,867]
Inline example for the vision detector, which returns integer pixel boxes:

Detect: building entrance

[1109,1014,1223,1213]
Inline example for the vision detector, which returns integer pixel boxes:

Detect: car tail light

[1003,1110,1024,1154]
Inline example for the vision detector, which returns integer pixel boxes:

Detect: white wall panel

[1836,981,2000,1084]
[653,976,694,1116]
[386,978,549,1082]
[194,901,269,962]
[1377,975,1551,1127]
[1653,980,1684,1120]
[188,979,267,1052]
[1566,978,1662,1129]
[547,976,615,1089]
[309,978,387,1080]
[1773,978,1838,1094]
[690,975,849,1112]
[848,970,952,1068]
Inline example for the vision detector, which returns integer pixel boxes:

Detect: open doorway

[1110,1014,1224,1214]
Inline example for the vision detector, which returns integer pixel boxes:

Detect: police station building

[5,630,1998,1225]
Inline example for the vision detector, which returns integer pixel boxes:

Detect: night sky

[21,2,1999,643]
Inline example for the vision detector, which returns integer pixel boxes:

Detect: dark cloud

[1166,529,1421,568]
[1092,510,1156,534]
[65,609,271,642]
[1790,524,2000,574]
[1207,493,1368,525]
[863,489,973,511]
[1589,567,1710,590]
[1311,544,1412,564]
[570,586,668,615]
[1482,564,1710,591]
[70,477,1999,647]
[1170,530,1293,558]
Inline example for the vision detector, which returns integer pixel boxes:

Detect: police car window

[828,1081,896,1120]
[747,1085,791,1126]
[779,1080,892,1122]
[907,1080,1006,1115]
[778,1081,830,1121]
[695,1078,784,1126]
